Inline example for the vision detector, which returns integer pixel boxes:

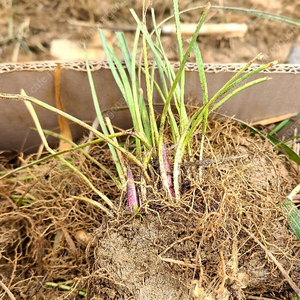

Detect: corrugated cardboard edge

[0,61,300,153]
[1,60,300,73]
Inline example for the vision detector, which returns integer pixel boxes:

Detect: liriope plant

[1,1,299,227]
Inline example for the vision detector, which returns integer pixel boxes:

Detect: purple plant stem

[163,143,175,197]
[127,166,139,212]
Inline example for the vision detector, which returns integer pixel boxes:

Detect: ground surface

[0,0,300,64]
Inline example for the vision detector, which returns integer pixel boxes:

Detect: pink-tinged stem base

[127,166,140,212]
[163,143,175,197]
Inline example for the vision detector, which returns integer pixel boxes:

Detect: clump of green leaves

[90,1,276,204]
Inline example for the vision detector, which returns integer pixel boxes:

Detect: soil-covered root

[88,119,300,299]
[0,118,299,300]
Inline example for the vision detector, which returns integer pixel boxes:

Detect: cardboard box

[0,61,299,153]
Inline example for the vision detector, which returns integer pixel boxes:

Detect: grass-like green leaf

[84,44,125,185]
[173,0,188,134]
[99,29,145,158]
[268,112,300,137]
[192,41,208,165]
[268,135,300,165]
[281,197,300,240]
